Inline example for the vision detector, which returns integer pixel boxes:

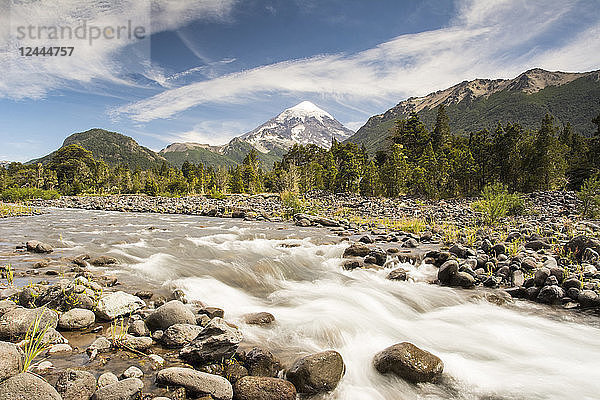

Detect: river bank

[0,199,598,399]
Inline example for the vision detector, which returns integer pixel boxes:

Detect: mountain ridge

[347,68,600,152]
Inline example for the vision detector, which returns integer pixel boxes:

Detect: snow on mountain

[240,101,354,152]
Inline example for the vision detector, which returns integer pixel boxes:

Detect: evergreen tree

[432,104,451,153]
[392,112,431,162]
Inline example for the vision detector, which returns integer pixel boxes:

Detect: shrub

[472,183,524,224]
[0,187,60,202]
[207,186,226,200]
[143,178,159,196]
[280,191,305,219]
[577,174,600,218]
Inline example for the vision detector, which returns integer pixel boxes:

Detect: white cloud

[116,0,600,122]
[0,0,236,99]
[142,119,250,147]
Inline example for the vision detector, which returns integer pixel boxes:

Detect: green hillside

[29,128,168,170]
[349,72,600,152]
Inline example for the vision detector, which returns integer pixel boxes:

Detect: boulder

[91,378,143,400]
[524,240,551,251]
[449,271,475,288]
[343,243,370,258]
[286,350,345,394]
[245,347,281,377]
[180,317,243,366]
[55,369,96,400]
[0,342,22,382]
[144,300,195,332]
[119,335,153,352]
[578,290,600,308]
[161,323,203,348]
[95,292,144,320]
[26,241,53,254]
[565,235,600,260]
[127,320,150,337]
[243,312,275,326]
[90,256,118,266]
[58,308,95,330]
[536,285,565,304]
[121,366,143,379]
[367,247,387,266]
[387,268,407,281]
[0,307,58,339]
[533,267,551,287]
[0,372,61,400]
[156,367,233,400]
[437,260,458,285]
[97,372,118,388]
[233,376,296,400]
[373,342,443,383]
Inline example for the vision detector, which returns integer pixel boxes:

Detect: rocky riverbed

[1,196,599,399]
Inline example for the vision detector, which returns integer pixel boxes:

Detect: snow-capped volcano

[240,101,354,152]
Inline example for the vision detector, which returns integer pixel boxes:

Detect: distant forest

[2,107,600,202]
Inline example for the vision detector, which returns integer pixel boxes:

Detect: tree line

[1,107,599,200]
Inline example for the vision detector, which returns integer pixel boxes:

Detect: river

[2,209,599,400]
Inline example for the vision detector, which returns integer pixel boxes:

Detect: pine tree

[392,112,431,162]
[432,104,451,153]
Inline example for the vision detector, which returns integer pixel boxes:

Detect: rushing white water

[2,209,600,400]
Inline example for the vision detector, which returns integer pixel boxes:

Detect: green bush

[472,183,524,224]
[280,191,305,219]
[0,187,60,202]
[578,174,600,218]
[207,186,226,200]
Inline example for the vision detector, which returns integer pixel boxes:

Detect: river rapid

[2,209,599,400]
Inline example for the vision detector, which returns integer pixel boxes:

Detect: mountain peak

[241,101,353,152]
[276,101,334,123]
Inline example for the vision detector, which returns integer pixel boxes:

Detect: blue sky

[1,0,599,162]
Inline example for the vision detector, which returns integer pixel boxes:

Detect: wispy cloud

[116,0,599,122]
[0,0,237,99]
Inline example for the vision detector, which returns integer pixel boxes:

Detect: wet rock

[368,247,387,266]
[343,243,370,258]
[233,376,296,400]
[95,292,144,321]
[533,267,551,287]
[90,256,117,266]
[87,337,112,356]
[0,372,61,400]
[537,285,565,304]
[180,317,243,366]
[58,308,96,330]
[127,320,150,337]
[48,343,73,354]
[18,287,39,308]
[491,243,506,256]
[342,259,362,270]
[437,260,458,285]
[120,335,153,352]
[387,268,407,281]
[449,244,469,259]
[578,290,600,308]
[505,286,528,299]
[199,306,225,319]
[134,291,153,300]
[156,367,233,400]
[91,377,143,400]
[145,300,196,332]
[0,341,23,381]
[243,312,275,326]
[26,240,53,254]
[0,307,58,339]
[97,372,118,388]
[402,238,418,248]
[359,235,374,244]
[373,342,444,383]
[55,369,96,400]
[245,347,281,377]
[224,363,248,384]
[121,366,143,379]
[449,271,475,288]
[148,354,165,370]
[162,324,203,348]
[286,350,345,395]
